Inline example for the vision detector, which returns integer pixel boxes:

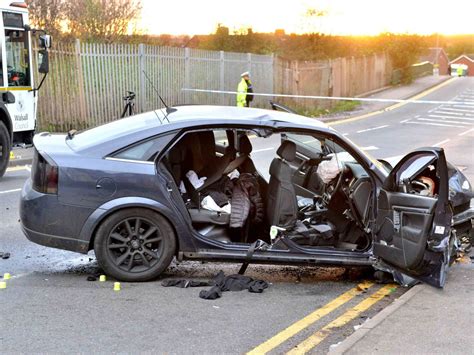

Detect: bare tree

[65,0,142,42]
[26,0,66,37]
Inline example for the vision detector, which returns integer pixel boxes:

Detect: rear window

[112,133,175,162]
[66,113,165,151]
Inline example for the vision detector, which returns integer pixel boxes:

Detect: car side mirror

[38,49,49,74]
[39,34,52,49]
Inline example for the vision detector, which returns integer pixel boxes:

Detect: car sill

[182,250,373,266]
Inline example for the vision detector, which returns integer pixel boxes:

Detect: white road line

[356,125,389,134]
[0,188,21,194]
[400,119,410,123]
[361,146,379,151]
[342,133,349,136]
[428,115,474,121]
[418,118,472,125]
[433,110,464,116]
[253,147,275,153]
[459,128,474,136]
[433,139,450,147]
[406,121,465,128]
[437,107,474,113]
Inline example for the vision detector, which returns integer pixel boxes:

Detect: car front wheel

[94,208,176,282]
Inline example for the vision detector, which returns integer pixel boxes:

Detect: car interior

[163,128,375,253]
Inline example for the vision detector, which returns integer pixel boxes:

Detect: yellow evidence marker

[113,282,121,291]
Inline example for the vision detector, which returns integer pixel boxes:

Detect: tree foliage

[26,0,142,42]
[26,0,66,37]
[65,0,142,42]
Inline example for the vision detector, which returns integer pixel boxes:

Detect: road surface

[0,77,472,353]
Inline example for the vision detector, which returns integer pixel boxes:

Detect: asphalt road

[0,77,472,353]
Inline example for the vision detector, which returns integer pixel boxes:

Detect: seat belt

[238,239,268,275]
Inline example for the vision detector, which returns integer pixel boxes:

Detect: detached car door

[374,148,452,288]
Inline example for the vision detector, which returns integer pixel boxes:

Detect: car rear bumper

[21,224,89,253]
[20,178,93,254]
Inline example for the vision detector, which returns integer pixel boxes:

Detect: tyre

[0,121,11,178]
[94,208,176,282]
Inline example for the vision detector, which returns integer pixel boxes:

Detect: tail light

[32,149,58,194]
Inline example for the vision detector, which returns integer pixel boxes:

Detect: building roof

[450,54,474,63]
[419,47,449,64]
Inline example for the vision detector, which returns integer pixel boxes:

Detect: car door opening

[162,127,375,254]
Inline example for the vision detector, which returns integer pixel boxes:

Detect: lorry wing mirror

[2,91,15,104]
[38,49,49,74]
[39,34,52,49]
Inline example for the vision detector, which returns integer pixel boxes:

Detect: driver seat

[267,141,298,227]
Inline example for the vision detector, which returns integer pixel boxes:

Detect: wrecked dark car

[20,106,474,287]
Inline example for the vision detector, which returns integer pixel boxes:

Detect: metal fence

[33,40,392,131]
[34,40,275,131]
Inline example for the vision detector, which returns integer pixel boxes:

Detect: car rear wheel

[0,121,11,178]
[94,208,176,282]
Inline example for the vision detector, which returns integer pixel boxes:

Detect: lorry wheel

[0,121,11,178]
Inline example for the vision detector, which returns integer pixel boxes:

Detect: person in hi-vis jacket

[236,71,253,107]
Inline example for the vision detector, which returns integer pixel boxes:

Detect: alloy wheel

[106,217,164,273]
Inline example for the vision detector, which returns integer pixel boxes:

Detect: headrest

[277,141,296,161]
[239,135,252,155]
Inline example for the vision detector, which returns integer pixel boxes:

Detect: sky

[139,0,474,36]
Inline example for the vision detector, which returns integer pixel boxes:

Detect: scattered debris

[86,272,102,281]
[0,252,11,260]
[161,270,269,300]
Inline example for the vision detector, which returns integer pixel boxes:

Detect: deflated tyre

[94,208,176,282]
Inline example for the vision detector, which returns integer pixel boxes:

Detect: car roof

[166,105,328,128]
[69,105,330,155]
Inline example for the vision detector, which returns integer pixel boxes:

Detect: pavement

[330,261,473,355]
[321,75,453,122]
[1,75,473,353]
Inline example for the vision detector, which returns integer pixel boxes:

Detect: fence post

[184,47,190,104]
[270,53,274,96]
[74,39,87,124]
[219,51,225,105]
[139,43,145,112]
[247,53,252,73]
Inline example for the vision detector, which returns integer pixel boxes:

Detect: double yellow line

[329,77,456,126]
[247,282,397,354]
[5,165,29,172]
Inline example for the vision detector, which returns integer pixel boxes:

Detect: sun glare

[139,0,474,36]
